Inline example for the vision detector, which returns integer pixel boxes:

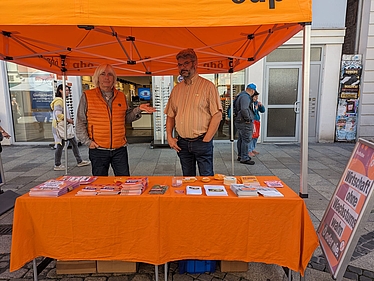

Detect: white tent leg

[62,75,68,175]
[164,263,168,281]
[300,23,311,197]
[155,265,159,281]
[230,73,235,175]
[33,259,38,281]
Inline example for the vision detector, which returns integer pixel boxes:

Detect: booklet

[60,176,98,185]
[240,176,260,186]
[120,183,145,195]
[97,186,121,196]
[230,184,258,197]
[256,187,284,197]
[203,185,228,196]
[148,184,168,195]
[264,180,284,188]
[75,186,99,196]
[186,185,202,195]
[29,179,80,197]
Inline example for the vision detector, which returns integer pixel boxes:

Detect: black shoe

[237,157,241,161]
[240,159,255,165]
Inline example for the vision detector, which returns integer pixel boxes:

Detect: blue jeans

[89,146,130,176]
[177,136,214,176]
[235,122,253,161]
[248,137,258,153]
[55,137,82,166]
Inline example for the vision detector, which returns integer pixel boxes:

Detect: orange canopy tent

[0,0,312,196]
[0,0,311,76]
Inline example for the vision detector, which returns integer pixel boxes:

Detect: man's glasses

[177,61,193,68]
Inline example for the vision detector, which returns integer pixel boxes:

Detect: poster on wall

[335,54,362,142]
[317,138,374,280]
[335,99,358,141]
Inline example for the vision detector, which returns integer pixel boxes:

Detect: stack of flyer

[120,177,148,195]
[97,186,121,196]
[75,186,99,196]
[203,185,228,196]
[256,187,284,197]
[240,176,260,186]
[230,184,259,197]
[186,185,202,195]
[29,179,80,197]
[263,180,284,187]
[60,176,98,185]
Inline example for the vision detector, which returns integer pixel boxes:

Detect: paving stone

[363,271,374,278]
[359,276,374,281]
[349,266,363,275]
[84,277,107,281]
[0,268,28,279]
[344,271,358,280]
[173,274,194,281]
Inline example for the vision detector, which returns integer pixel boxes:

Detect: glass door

[263,66,302,142]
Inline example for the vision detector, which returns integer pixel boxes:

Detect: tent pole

[62,75,68,175]
[60,55,68,175]
[230,73,234,175]
[300,23,311,198]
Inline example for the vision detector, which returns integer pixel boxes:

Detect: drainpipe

[354,0,363,54]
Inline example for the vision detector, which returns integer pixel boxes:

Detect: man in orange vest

[76,64,156,176]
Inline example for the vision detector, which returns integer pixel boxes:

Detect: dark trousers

[177,136,214,176]
[235,121,253,161]
[55,137,82,166]
[89,146,130,176]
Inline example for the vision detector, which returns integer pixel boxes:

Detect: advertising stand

[317,138,374,280]
[151,76,173,148]
[335,54,362,142]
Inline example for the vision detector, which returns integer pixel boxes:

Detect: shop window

[6,62,55,142]
[266,47,322,62]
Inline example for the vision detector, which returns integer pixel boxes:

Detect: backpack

[232,92,245,117]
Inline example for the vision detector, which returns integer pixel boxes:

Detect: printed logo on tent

[232,0,282,9]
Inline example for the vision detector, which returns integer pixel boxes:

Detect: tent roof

[0,0,311,76]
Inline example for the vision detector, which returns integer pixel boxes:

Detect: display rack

[151,76,173,148]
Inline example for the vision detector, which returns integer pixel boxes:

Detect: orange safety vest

[85,87,128,149]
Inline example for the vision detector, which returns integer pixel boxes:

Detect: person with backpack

[234,83,257,165]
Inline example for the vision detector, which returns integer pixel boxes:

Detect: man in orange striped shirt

[164,49,223,176]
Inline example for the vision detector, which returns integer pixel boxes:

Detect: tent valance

[0,24,303,76]
[0,0,311,76]
[0,0,311,27]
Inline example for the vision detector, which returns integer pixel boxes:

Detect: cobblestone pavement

[0,141,373,280]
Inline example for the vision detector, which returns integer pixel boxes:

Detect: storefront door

[263,66,302,142]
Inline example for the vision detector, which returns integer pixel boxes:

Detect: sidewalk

[0,141,373,281]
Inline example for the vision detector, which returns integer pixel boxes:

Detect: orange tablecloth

[10,176,318,275]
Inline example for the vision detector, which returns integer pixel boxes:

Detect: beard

[180,68,195,79]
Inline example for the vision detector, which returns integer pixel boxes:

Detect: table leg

[155,265,159,281]
[164,263,168,281]
[32,259,38,281]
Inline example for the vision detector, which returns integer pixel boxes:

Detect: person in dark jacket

[234,83,257,165]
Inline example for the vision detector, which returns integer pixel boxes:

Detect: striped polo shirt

[164,75,222,139]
